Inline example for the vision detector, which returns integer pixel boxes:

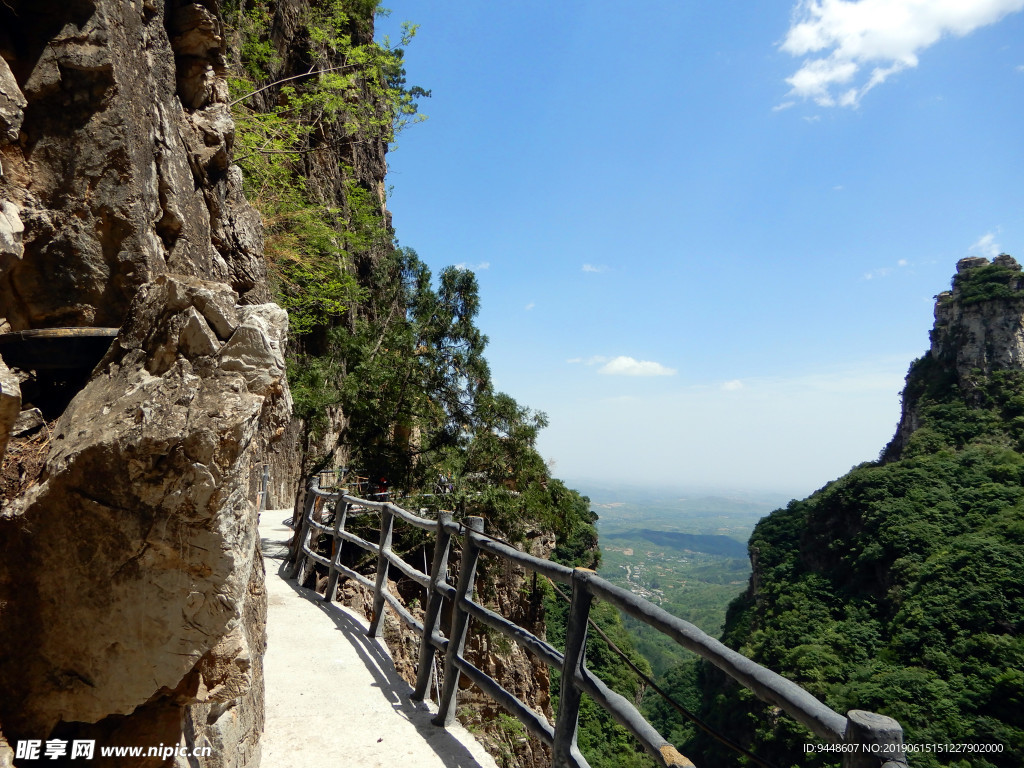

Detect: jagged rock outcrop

[931,254,1024,376]
[0,357,19,463]
[0,0,266,333]
[701,257,1024,767]
[884,254,1024,460]
[0,2,293,765]
[0,275,288,762]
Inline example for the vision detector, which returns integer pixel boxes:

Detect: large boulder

[0,275,289,764]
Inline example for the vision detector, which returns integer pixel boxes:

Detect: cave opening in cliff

[0,328,117,419]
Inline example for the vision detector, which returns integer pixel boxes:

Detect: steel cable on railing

[462,523,780,768]
[543,577,780,768]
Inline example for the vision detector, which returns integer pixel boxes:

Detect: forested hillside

[223,0,602,544]
[223,4,657,766]
[688,257,1024,767]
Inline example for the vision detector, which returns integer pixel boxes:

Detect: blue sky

[375,1,1024,497]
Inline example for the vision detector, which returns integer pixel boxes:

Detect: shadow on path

[260,513,496,768]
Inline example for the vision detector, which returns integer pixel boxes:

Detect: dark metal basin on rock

[0,328,119,371]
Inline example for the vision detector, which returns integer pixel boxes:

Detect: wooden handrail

[287,476,909,768]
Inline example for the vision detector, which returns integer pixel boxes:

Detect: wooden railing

[285,476,910,768]
[255,463,269,513]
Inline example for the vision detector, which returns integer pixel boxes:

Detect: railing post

[842,710,908,768]
[323,497,349,603]
[287,483,316,577]
[433,516,485,727]
[368,504,396,638]
[260,462,270,512]
[552,568,594,768]
[295,495,323,586]
[412,511,454,701]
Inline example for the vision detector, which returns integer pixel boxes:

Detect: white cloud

[864,259,911,280]
[598,356,676,377]
[722,379,744,391]
[781,0,1024,107]
[582,264,608,273]
[454,261,490,271]
[568,355,608,365]
[969,232,1001,258]
[525,302,535,311]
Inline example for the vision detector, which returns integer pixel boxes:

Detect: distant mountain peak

[884,254,1024,461]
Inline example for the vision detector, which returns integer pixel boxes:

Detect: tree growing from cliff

[224,0,428,338]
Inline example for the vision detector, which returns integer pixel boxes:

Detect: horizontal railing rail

[286,476,909,768]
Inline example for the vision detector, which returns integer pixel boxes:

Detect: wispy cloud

[781,0,1024,107]
[455,261,491,271]
[582,264,608,273]
[969,232,1001,258]
[599,356,676,377]
[721,379,744,391]
[864,258,911,280]
[524,302,535,311]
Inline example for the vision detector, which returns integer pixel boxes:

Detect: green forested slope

[224,6,656,766]
[688,262,1024,768]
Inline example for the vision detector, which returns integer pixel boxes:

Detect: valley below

[581,485,788,675]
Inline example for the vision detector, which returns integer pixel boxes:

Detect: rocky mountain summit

[698,258,1024,768]
[885,253,1024,460]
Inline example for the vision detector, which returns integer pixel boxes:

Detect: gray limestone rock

[956,256,990,273]
[0,0,266,332]
[0,57,26,144]
[885,255,1024,460]
[0,276,289,754]
[219,304,289,398]
[0,201,23,262]
[11,407,43,437]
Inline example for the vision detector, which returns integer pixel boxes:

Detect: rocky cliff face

[698,256,1024,767]
[0,1,290,765]
[0,0,267,331]
[884,253,1024,460]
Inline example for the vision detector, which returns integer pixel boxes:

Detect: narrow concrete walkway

[259,510,498,768]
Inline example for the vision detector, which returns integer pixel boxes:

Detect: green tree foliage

[224,4,595,544]
[223,0,427,338]
[950,262,1024,306]
[687,356,1024,766]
